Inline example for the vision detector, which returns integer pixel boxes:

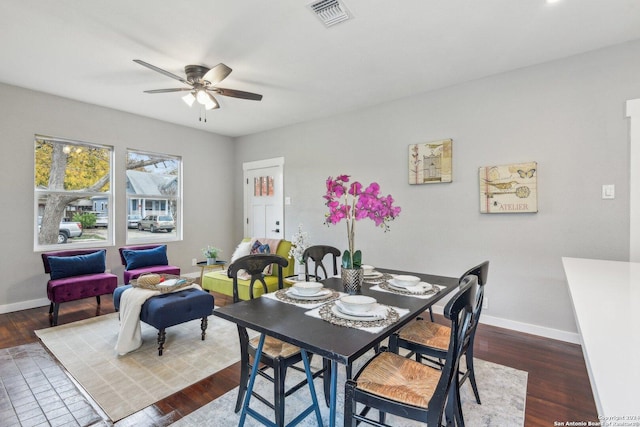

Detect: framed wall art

[408,138,452,184]
[479,161,538,213]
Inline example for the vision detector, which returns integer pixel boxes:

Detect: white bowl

[394,275,421,287]
[293,281,323,295]
[339,295,377,313]
[361,264,375,275]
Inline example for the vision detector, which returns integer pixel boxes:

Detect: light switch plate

[602,184,615,199]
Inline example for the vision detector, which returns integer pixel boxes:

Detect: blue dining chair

[228,254,326,427]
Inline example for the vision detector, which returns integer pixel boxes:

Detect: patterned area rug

[35,312,244,422]
[173,351,527,427]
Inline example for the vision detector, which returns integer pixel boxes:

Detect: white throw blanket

[115,282,201,355]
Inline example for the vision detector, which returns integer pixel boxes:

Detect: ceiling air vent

[308,0,352,27]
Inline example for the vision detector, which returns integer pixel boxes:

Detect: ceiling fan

[133,59,263,112]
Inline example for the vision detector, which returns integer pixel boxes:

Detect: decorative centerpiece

[324,174,401,293]
[202,245,222,265]
[288,224,310,280]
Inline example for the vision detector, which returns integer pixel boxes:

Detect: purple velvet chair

[41,249,118,326]
[118,244,180,284]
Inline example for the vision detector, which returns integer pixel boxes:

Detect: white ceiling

[2,0,640,137]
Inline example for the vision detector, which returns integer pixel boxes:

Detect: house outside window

[34,135,114,250]
[126,149,181,243]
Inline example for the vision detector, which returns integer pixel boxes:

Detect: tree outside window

[34,136,113,249]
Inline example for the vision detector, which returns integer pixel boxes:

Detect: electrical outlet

[191,258,197,266]
[482,297,489,310]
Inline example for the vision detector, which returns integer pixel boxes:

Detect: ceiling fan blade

[204,93,220,110]
[202,63,232,85]
[133,59,190,85]
[214,87,263,101]
[143,88,193,94]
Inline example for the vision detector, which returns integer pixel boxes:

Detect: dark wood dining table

[213,267,459,427]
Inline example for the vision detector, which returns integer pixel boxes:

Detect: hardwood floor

[0,294,598,426]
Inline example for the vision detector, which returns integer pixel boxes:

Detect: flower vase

[296,263,306,281]
[207,257,216,265]
[341,267,363,294]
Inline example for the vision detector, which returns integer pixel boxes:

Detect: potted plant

[202,245,222,265]
[324,174,401,293]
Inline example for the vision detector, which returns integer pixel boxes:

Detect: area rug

[173,352,528,427]
[35,312,244,422]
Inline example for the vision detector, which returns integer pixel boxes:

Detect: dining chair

[389,260,489,406]
[302,245,341,281]
[344,275,477,426]
[227,253,327,426]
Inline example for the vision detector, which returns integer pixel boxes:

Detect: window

[126,149,181,243]
[34,135,114,250]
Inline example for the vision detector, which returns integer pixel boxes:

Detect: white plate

[363,271,383,279]
[289,286,324,296]
[335,300,379,317]
[331,304,386,321]
[388,278,425,289]
[388,280,433,292]
[286,288,332,300]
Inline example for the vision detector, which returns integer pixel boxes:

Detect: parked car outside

[95,214,108,228]
[138,215,175,233]
[37,216,83,244]
[127,214,142,229]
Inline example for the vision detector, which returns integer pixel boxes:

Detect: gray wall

[234,39,640,337]
[0,83,236,311]
[2,39,639,338]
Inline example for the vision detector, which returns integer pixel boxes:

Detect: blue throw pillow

[48,250,106,280]
[122,245,168,270]
[250,240,270,255]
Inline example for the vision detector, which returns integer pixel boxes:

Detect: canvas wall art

[408,139,452,184]
[479,161,538,213]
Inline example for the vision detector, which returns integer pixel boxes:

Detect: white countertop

[562,257,640,417]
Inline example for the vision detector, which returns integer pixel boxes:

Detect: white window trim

[34,134,114,251]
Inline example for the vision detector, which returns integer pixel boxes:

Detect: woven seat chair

[228,253,327,426]
[345,276,477,426]
[302,245,341,281]
[389,260,489,406]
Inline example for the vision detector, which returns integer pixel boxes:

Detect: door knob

[271,229,280,233]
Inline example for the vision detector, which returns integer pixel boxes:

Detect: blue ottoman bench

[114,285,214,355]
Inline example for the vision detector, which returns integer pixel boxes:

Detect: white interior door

[243,158,284,239]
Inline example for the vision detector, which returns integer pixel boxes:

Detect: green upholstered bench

[201,238,295,300]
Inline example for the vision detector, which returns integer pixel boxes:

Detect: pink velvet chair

[118,244,180,284]
[41,249,118,326]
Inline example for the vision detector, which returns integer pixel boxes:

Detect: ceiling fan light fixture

[135,59,262,118]
[182,92,196,107]
[196,89,210,105]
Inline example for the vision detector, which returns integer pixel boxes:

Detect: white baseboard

[0,297,50,314]
[431,304,581,344]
